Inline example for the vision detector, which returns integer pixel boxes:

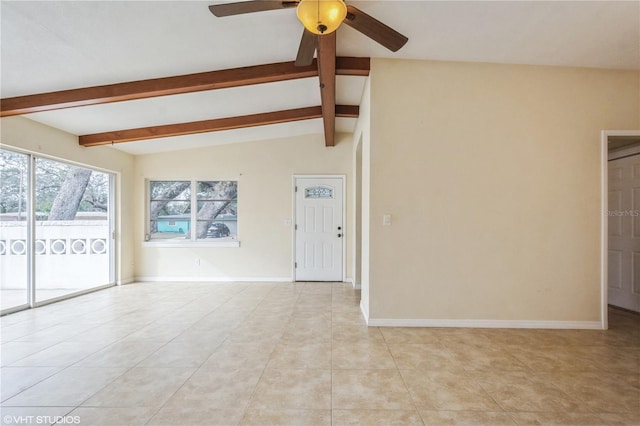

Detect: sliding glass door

[34,158,113,303]
[0,148,115,313]
[0,150,30,311]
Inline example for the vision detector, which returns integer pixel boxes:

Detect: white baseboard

[343,277,361,289]
[134,276,293,283]
[366,318,603,330]
[117,278,135,285]
[360,300,369,324]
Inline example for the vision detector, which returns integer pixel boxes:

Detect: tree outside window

[148,180,237,241]
[1,150,109,221]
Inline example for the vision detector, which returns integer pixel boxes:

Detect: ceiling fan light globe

[296,0,347,35]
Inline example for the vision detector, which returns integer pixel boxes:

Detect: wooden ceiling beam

[79,105,359,147]
[335,57,370,76]
[317,32,337,147]
[1,58,370,117]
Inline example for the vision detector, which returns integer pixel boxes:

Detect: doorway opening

[602,130,640,328]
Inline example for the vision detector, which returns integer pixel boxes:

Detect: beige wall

[365,59,640,323]
[0,118,353,285]
[5,58,639,325]
[0,116,136,283]
[134,133,353,281]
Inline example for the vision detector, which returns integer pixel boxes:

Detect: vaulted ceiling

[1,1,638,155]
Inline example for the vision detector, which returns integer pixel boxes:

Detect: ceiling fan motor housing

[296,0,347,35]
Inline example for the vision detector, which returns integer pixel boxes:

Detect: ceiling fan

[208,0,409,66]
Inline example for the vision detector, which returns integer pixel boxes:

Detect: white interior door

[608,155,640,312]
[295,177,343,281]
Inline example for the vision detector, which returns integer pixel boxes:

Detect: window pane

[195,181,237,241]
[0,149,29,311]
[197,181,237,200]
[196,200,237,240]
[150,181,190,200]
[151,201,191,216]
[149,180,192,241]
[35,158,112,303]
[150,201,190,240]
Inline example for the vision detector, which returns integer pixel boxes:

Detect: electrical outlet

[195,258,200,266]
[383,214,392,226]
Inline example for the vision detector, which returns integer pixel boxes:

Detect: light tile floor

[0,282,638,425]
[1,290,89,312]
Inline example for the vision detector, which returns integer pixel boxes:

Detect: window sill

[142,240,240,248]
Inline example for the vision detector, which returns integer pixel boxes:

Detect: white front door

[295,177,343,281]
[608,155,640,312]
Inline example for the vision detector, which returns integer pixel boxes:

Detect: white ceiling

[2,0,639,155]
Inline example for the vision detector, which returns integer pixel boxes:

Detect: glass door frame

[0,147,117,315]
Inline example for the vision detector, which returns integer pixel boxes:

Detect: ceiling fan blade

[209,1,298,17]
[295,29,317,67]
[343,5,408,52]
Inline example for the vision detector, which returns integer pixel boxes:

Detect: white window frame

[143,179,239,248]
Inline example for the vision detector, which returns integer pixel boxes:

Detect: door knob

[337,233,342,238]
